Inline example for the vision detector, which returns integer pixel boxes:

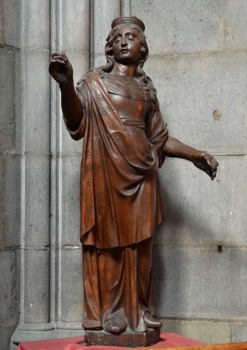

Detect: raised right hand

[49,52,73,85]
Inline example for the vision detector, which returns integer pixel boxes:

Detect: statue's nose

[121,37,127,46]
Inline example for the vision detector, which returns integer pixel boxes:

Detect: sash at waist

[120,117,146,131]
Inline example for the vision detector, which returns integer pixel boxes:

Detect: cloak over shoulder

[65,72,168,249]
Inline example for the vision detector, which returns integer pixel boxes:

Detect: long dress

[64,71,168,332]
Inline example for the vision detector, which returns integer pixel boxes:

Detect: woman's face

[112,26,143,65]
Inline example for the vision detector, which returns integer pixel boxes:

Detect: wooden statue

[49,17,218,347]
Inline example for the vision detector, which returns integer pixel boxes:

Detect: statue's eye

[127,34,135,40]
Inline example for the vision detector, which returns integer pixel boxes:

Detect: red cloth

[17,332,205,350]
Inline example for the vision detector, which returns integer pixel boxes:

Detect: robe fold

[64,71,169,332]
[66,71,168,249]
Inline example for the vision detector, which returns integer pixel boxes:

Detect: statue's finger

[211,170,217,180]
[52,54,66,60]
[51,59,66,64]
[51,52,64,57]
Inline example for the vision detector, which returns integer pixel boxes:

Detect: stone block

[0,250,18,324]
[56,329,84,337]
[0,218,19,349]
[23,0,50,49]
[3,0,22,47]
[232,320,247,343]
[93,54,107,69]
[24,50,50,153]
[0,324,17,350]
[153,246,247,319]
[4,154,21,247]
[60,248,83,323]
[130,0,225,55]
[0,47,15,151]
[156,155,247,246]
[65,51,89,88]
[61,123,83,156]
[61,156,81,246]
[93,0,120,56]
[13,48,23,152]
[225,0,247,50]
[25,155,50,247]
[15,248,21,316]
[161,319,231,344]
[0,1,3,46]
[62,0,90,51]
[24,249,50,324]
[11,328,84,346]
[145,52,247,154]
[0,155,4,244]
[232,323,247,342]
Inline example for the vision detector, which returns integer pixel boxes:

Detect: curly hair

[89,23,157,101]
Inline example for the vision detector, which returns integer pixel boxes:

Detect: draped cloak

[66,71,168,249]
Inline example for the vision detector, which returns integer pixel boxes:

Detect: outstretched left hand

[192,151,218,180]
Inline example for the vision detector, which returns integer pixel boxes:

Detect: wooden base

[84,328,160,347]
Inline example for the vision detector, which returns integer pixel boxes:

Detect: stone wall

[0,1,246,349]
[0,1,22,349]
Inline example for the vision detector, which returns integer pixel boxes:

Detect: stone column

[11,0,91,345]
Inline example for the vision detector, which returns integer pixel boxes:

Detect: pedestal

[84,328,160,347]
[16,332,206,349]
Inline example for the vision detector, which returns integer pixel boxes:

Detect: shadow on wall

[152,157,245,335]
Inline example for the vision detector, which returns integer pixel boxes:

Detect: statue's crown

[111,17,145,32]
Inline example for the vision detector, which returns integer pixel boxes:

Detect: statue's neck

[111,62,138,77]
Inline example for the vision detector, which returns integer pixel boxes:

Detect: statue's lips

[120,49,129,54]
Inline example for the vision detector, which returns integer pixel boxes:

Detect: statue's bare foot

[144,312,162,329]
[103,318,127,334]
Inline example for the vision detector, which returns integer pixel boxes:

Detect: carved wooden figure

[49,17,218,347]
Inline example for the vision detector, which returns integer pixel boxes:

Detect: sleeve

[63,80,88,141]
[146,98,169,167]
